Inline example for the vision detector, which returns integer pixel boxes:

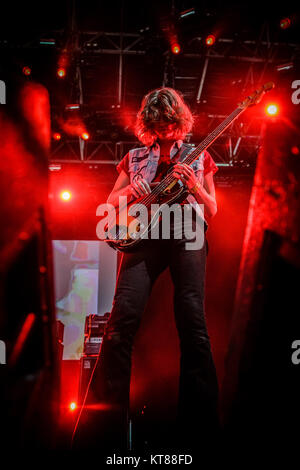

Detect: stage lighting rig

[179,8,196,20]
[266,104,279,116]
[22,66,32,76]
[206,34,216,46]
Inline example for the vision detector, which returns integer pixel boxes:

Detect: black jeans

[73,218,219,452]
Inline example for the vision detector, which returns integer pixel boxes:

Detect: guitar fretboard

[183,107,243,166]
[141,105,245,207]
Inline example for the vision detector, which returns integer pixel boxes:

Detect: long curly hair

[134,87,194,146]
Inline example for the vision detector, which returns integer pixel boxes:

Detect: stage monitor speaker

[78,314,109,404]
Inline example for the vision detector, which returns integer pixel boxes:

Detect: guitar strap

[174,142,195,163]
[153,142,194,182]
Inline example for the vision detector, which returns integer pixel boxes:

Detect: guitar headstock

[238,82,275,109]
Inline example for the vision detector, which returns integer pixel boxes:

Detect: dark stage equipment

[221,117,300,451]
[78,313,109,404]
[0,81,59,450]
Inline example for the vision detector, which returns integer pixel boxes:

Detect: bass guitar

[101,82,274,252]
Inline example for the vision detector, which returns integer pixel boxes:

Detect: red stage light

[22,66,31,76]
[81,132,90,140]
[206,35,216,46]
[266,104,279,116]
[291,146,299,155]
[60,190,72,201]
[53,132,62,141]
[280,18,291,29]
[171,43,181,54]
[57,68,66,78]
[69,402,77,411]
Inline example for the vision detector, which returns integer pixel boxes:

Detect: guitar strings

[139,106,243,207]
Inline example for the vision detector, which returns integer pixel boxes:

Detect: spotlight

[52,132,62,141]
[49,164,62,172]
[280,18,291,30]
[69,402,77,411]
[22,66,31,76]
[266,104,279,116]
[57,67,66,78]
[206,35,216,46]
[179,8,196,19]
[81,132,90,140]
[276,62,294,72]
[57,53,69,78]
[171,43,181,54]
[65,104,80,111]
[39,39,56,46]
[60,190,72,201]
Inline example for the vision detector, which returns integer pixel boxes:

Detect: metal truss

[49,132,261,168]
[2,19,297,166]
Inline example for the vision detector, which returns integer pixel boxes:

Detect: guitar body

[104,179,189,252]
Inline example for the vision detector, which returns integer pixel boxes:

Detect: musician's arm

[107,168,152,207]
[106,170,133,207]
[192,171,217,219]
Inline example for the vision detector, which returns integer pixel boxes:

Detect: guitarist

[73,87,220,452]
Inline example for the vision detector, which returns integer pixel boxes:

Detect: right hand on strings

[128,175,152,198]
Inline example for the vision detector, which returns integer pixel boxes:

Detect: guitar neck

[143,105,246,206]
[183,106,245,166]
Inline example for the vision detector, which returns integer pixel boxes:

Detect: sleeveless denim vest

[127,140,207,222]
